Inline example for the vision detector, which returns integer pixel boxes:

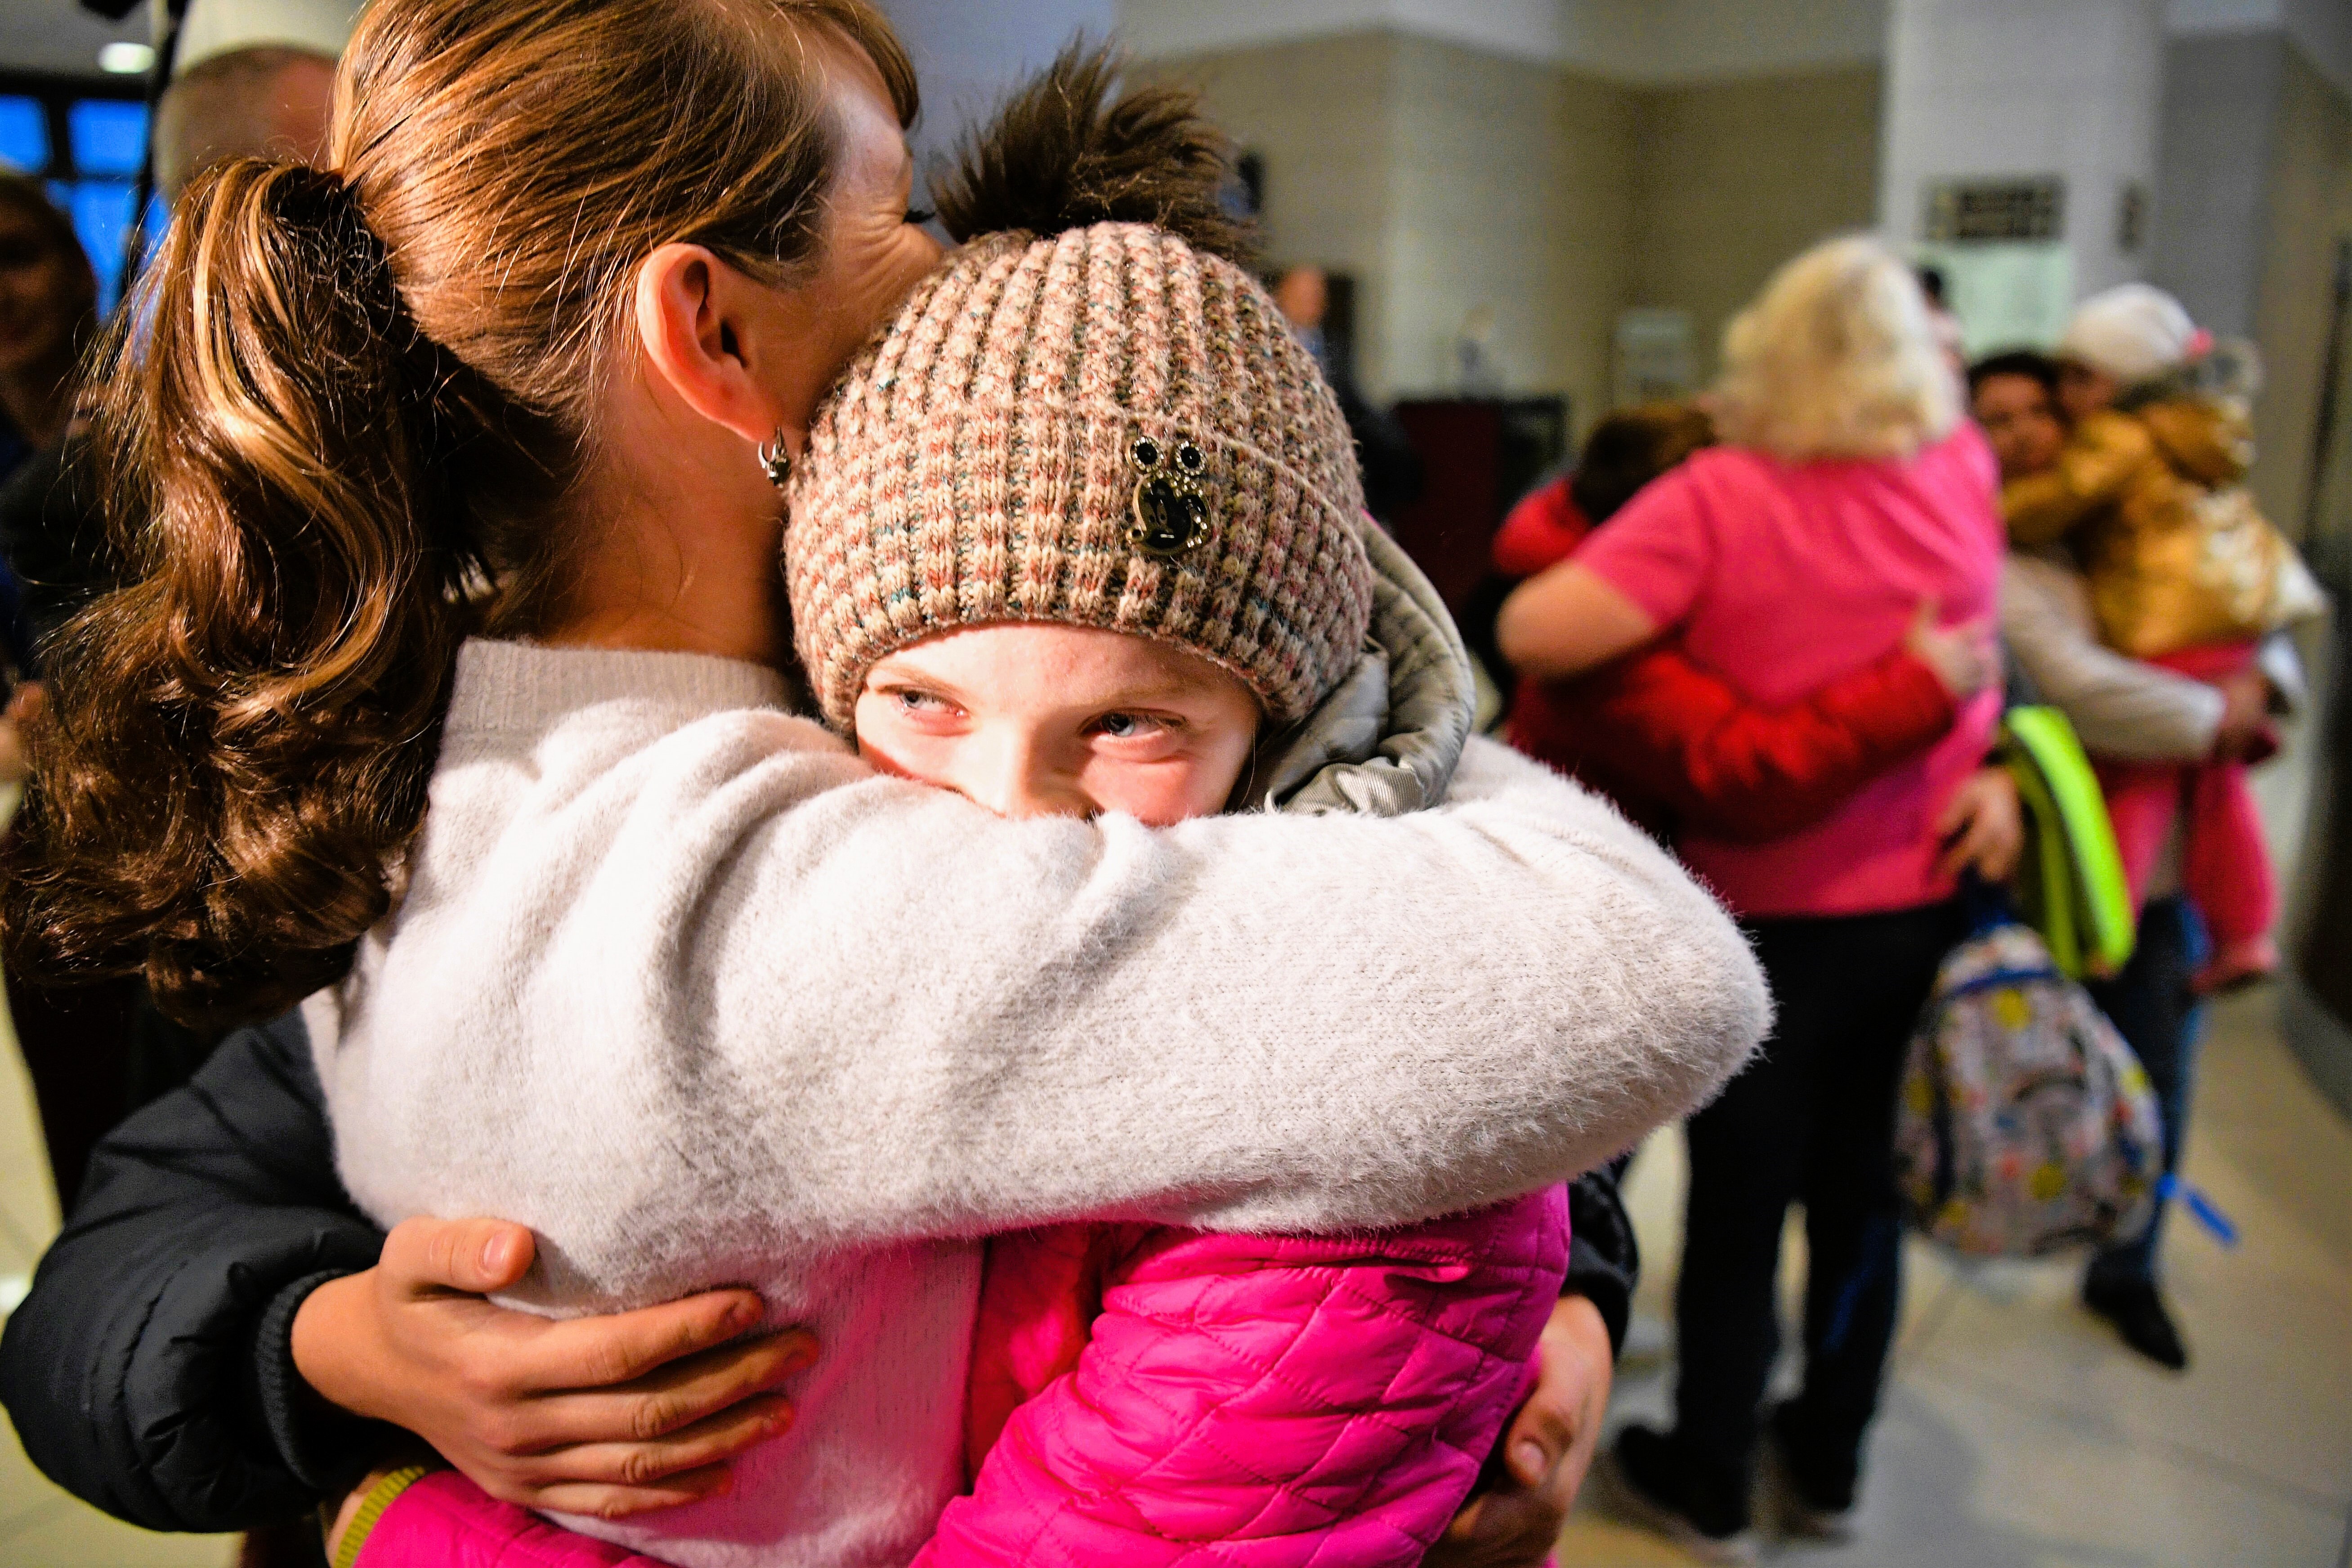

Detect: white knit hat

[2059,284,2204,384]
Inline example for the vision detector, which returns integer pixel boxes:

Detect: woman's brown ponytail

[0,0,917,1029]
[4,161,480,1026]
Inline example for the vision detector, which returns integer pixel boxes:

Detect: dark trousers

[8,972,132,1213]
[1669,901,1964,1518]
[2085,895,2205,1287]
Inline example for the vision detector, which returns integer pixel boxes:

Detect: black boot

[2084,1275,2189,1370]
[1765,1402,1858,1541]
[1600,1424,1758,1565]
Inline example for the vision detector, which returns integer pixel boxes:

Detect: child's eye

[879,686,957,719]
[1091,712,1172,741]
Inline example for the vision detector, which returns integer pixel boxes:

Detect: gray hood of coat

[1243,524,1476,818]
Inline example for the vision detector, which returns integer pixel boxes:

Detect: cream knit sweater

[309,637,1766,1568]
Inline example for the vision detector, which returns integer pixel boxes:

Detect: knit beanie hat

[784,49,1375,731]
[2060,284,2207,384]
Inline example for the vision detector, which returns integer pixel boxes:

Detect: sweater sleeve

[914,1194,1570,1568]
[0,1013,390,1532]
[1560,643,1957,845]
[646,734,1769,1244]
[2001,554,2222,761]
[1490,477,1588,577]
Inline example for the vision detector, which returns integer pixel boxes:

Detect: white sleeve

[2002,556,2222,762]
[638,735,1768,1242]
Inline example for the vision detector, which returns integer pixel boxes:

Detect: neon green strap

[2000,706,2135,977]
[331,1464,433,1568]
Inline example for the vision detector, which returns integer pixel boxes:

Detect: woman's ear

[633,242,784,447]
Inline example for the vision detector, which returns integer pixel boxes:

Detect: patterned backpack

[1895,920,2164,1257]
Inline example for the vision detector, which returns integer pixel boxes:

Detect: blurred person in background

[1985,325,2306,1373]
[0,38,339,657]
[154,44,339,205]
[0,174,89,756]
[0,173,96,486]
[1969,348,2067,483]
[0,35,343,1329]
[2009,284,2313,996]
[1495,401,1990,845]
[1497,237,2018,1563]
[1915,264,1967,380]
[1274,263,1424,523]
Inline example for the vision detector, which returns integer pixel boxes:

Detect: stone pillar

[1878,0,2167,303]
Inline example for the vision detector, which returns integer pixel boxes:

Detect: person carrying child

[2006,284,2325,992]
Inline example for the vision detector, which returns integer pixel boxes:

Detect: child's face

[854,625,1262,824]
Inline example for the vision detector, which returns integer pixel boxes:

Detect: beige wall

[1627,66,1886,382]
[2252,43,2352,541]
[1141,32,1883,429]
[1382,38,1637,416]
[1133,36,1401,381]
[1143,34,1640,424]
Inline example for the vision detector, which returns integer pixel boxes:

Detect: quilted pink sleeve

[354,1470,671,1568]
[916,1188,1571,1568]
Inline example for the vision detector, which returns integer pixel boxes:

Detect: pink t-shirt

[1574,427,2004,918]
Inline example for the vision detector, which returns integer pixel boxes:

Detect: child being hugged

[2005,285,2325,991]
[344,49,1576,1568]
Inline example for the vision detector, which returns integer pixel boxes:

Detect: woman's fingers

[516,1292,784,1395]
[1934,769,2023,881]
[520,1333,817,1448]
[1905,599,1996,699]
[384,1215,538,1295]
[516,1393,796,1489]
[528,1462,738,1521]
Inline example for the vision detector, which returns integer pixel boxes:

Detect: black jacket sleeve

[0,1010,390,1530]
[1563,1160,1640,1358]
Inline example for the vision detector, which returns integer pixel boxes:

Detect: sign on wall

[1613,308,1695,408]
[1913,241,2075,357]
[1923,177,2065,244]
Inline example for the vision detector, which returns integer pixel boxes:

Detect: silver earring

[758,431,792,489]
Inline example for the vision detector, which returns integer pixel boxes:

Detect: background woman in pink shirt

[1497,237,2021,1562]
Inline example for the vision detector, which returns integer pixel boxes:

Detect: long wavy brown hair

[0,0,916,1030]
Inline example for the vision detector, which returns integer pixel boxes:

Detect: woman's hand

[1903,600,1996,701]
[291,1217,814,1520]
[1425,1295,1614,1567]
[1934,765,2024,885]
[2210,668,2276,761]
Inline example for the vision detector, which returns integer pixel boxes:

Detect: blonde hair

[1712,236,1960,463]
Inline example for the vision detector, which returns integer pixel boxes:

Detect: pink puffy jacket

[357,1190,1569,1568]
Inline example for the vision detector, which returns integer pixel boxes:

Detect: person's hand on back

[292,1216,812,1520]
[1903,599,1997,702]
[1424,1295,1614,1567]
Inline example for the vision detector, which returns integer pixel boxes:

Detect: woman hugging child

[2007,285,2325,992]
[316,44,1707,1568]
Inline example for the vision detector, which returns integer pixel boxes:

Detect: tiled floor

[1560,982,2352,1568]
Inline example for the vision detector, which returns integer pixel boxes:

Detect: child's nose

[963,731,1092,821]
